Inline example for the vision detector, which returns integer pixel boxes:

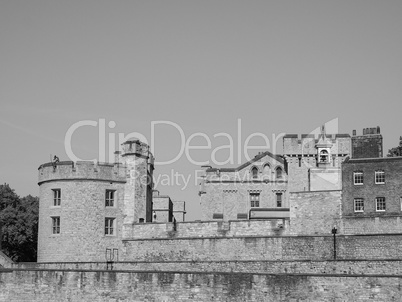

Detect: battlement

[38,161,126,185]
[283,133,351,155]
[121,140,150,158]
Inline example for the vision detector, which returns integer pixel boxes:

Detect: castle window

[52,217,60,234]
[375,171,385,184]
[263,164,270,176]
[52,189,61,206]
[250,193,260,208]
[353,172,363,185]
[276,167,283,179]
[276,193,282,207]
[105,190,115,207]
[376,197,386,212]
[354,198,364,212]
[105,218,116,235]
[251,167,258,179]
[319,150,329,163]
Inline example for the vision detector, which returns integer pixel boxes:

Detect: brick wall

[1,269,402,301]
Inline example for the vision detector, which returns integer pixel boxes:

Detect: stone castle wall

[120,234,402,262]
[289,190,342,235]
[1,269,402,301]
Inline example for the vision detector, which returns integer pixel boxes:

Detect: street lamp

[331,227,337,260]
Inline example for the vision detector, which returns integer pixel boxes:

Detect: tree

[387,136,402,157]
[0,184,39,262]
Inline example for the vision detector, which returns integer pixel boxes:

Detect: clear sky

[1,1,401,220]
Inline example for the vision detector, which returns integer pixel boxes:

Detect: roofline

[206,151,284,173]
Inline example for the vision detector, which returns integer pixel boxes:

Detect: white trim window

[105,218,116,235]
[376,197,386,212]
[375,171,385,184]
[354,198,364,212]
[353,172,363,185]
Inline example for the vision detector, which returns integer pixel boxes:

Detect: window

[319,150,329,163]
[105,190,115,207]
[276,193,282,207]
[400,197,402,211]
[250,193,260,207]
[52,189,61,206]
[353,172,363,185]
[52,217,60,234]
[105,218,115,235]
[376,197,386,211]
[276,168,282,179]
[354,198,364,212]
[263,164,270,176]
[375,171,385,184]
[251,167,258,179]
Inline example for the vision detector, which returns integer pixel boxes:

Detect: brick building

[199,151,289,221]
[351,126,383,159]
[342,156,402,217]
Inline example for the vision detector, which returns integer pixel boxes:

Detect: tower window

[375,171,385,184]
[52,189,61,206]
[52,217,60,234]
[105,190,115,207]
[319,150,329,163]
[276,193,282,207]
[105,218,116,235]
[250,193,260,208]
[251,167,258,179]
[354,198,364,212]
[376,197,386,211]
[353,172,363,185]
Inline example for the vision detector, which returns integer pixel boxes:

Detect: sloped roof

[206,151,284,172]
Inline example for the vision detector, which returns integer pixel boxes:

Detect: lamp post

[331,227,337,260]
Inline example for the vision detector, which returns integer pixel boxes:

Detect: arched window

[263,164,270,175]
[251,167,258,179]
[320,150,329,163]
[276,167,282,179]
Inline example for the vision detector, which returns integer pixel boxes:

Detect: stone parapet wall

[38,161,126,184]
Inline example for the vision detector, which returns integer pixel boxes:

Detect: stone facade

[283,128,351,192]
[152,191,173,223]
[290,190,342,235]
[199,151,289,221]
[37,140,155,262]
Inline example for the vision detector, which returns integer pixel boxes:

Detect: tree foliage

[387,136,402,157]
[0,184,39,262]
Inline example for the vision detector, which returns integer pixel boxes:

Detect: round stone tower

[37,140,154,262]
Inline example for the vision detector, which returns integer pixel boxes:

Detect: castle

[2,125,402,301]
